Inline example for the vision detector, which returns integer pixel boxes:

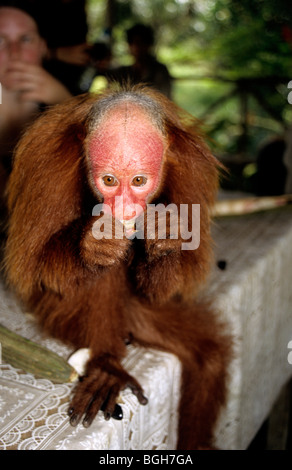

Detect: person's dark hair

[0,0,45,37]
[89,42,111,62]
[126,23,154,47]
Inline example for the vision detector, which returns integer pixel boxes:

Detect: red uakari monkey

[4,84,231,450]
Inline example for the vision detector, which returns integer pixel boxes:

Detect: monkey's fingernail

[83,410,97,427]
[112,404,123,420]
[139,394,148,405]
[132,387,148,405]
[217,260,227,270]
[83,417,93,428]
[69,412,81,427]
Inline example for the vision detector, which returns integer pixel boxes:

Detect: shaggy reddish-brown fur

[4,84,231,450]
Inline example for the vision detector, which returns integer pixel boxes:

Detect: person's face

[0,7,46,83]
[129,37,150,60]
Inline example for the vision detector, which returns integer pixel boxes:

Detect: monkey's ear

[77,129,87,142]
[59,121,88,148]
[7,95,98,218]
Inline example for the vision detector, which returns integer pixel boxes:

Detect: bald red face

[88,104,165,223]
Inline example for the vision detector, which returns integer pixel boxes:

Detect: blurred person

[0,3,72,238]
[79,41,112,93]
[111,23,172,98]
[246,137,287,196]
[29,0,91,94]
[0,4,72,168]
[33,0,89,65]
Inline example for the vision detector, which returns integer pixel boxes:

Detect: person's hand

[3,61,72,104]
[54,43,91,66]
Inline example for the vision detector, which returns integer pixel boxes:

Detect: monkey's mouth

[121,218,137,234]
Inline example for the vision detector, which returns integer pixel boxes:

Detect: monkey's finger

[101,403,123,421]
[68,386,101,427]
[100,384,123,420]
[126,380,148,405]
[68,407,83,427]
[68,377,105,426]
[82,382,115,427]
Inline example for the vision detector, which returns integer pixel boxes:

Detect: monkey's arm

[38,215,130,295]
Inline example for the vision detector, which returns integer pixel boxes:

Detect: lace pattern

[0,344,181,450]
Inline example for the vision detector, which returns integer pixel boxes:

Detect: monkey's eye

[102,175,118,186]
[132,176,147,187]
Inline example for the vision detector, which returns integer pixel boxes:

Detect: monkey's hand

[81,214,131,267]
[138,205,182,261]
[68,355,148,427]
[145,237,182,262]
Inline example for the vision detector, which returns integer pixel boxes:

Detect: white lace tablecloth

[1,206,292,450]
